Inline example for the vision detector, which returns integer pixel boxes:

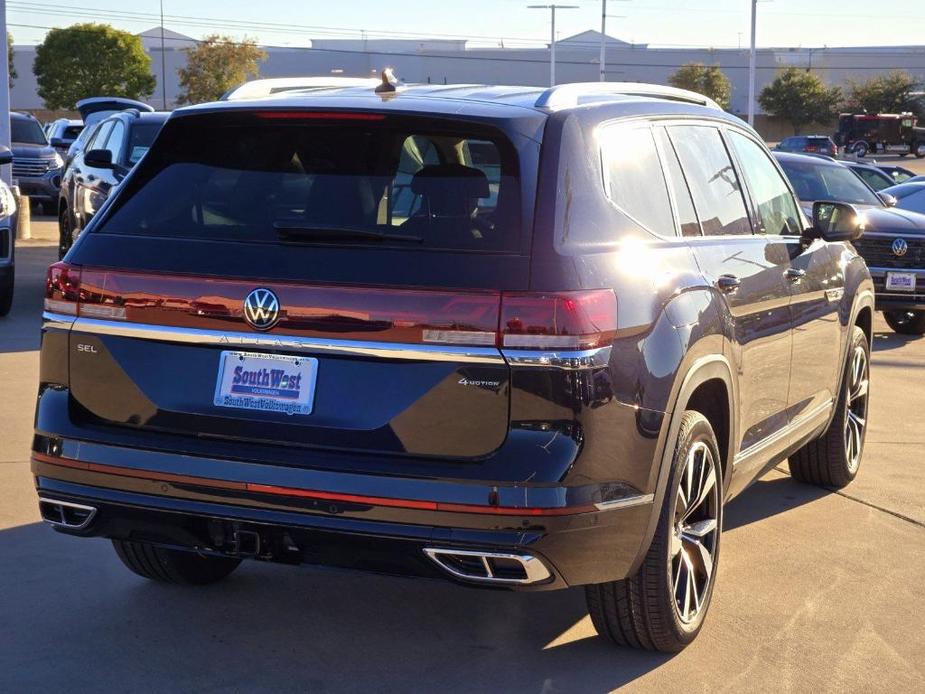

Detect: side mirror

[809,201,865,243]
[84,148,113,169]
[877,191,897,207]
[0,145,12,166]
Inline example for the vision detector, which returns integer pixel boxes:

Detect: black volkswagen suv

[35,82,874,652]
[57,109,169,258]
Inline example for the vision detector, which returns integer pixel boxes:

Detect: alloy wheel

[670,441,719,624]
[845,345,869,473]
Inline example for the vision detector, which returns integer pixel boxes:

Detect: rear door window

[668,125,752,236]
[655,127,701,237]
[95,113,522,253]
[599,121,675,236]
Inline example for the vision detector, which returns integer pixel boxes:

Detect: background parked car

[776,151,925,334]
[65,97,155,169]
[45,118,83,157]
[774,135,838,157]
[58,109,168,258]
[881,181,925,216]
[0,146,17,316]
[11,111,63,210]
[846,161,896,191]
[875,163,916,184]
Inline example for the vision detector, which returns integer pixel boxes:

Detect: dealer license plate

[885,272,916,292]
[213,351,317,415]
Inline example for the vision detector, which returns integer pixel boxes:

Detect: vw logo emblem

[242,288,281,331]
[891,238,908,257]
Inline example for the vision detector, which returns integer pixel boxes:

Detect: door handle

[716,274,741,293]
[784,268,806,283]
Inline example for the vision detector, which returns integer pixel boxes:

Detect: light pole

[599,0,629,82]
[528,4,578,87]
[747,0,757,126]
[159,0,168,110]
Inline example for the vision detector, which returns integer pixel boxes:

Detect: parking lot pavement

[1,221,924,693]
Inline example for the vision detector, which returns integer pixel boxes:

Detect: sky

[6,0,925,50]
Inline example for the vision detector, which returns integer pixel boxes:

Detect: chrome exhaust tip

[38,498,97,530]
[423,547,552,585]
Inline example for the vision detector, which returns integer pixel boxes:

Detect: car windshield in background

[96,114,521,252]
[126,122,163,165]
[778,159,881,206]
[12,119,47,145]
[63,126,83,139]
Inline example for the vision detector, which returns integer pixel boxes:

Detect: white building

[10,27,925,117]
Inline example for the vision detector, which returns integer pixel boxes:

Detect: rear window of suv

[95,111,522,253]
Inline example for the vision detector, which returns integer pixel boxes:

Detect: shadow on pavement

[724,473,829,532]
[0,521,673,692]
[871,329,922,353]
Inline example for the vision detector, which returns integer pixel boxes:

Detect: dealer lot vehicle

[773,135,837,157]
[11,112,63,208]
[65,97,155,168]
[36,82,874,652]
[45,119,84,157]
[0,146,18,316]
[875,163,916,184]
[57,110,168,258]
[846,161,897,192]
[882,182,925,216]
[776,151,925,334]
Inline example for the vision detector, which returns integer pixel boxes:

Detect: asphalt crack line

[772,465,925,530]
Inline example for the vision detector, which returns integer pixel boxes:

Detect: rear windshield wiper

[273,223,423,244]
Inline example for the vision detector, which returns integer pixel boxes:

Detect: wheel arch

[626,351,737,577]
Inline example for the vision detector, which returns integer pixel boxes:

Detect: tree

[847,70,923,116]
[177,35,266,105]
[34,23,155,109]
[668,63,731,110]
[8,33,16,88]
[758,68,842,134]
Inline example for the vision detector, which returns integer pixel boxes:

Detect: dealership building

[9,27,925,117]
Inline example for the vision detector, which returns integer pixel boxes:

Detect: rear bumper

[31,439,654,590]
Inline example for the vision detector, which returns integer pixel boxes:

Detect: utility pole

[528,4,578,87]
[0,0,10,186]
[159,0,168,110]
[599,0,629,82]
[747,0,757,126]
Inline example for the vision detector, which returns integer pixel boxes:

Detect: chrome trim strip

[423,548,553,585]
[38,497,97,530]
[68,316,506,364]
[594,493,654,512]
[501,346,611,370]
[42,311,77,331]
[733,398,833,467]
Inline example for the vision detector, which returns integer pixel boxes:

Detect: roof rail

[535,82,721,111]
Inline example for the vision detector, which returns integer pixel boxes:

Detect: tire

[0,268,13,317]
[58,205,73,260]
[112,539,241,585]
[789,326,870,489]
[586,411,723,652]
[914,143,925,159]
[852,141,869,158]
[883,310,925,335]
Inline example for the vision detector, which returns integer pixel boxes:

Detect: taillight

[500,290,617,350]
[44,262,81,315]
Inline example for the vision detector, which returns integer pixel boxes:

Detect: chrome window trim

[59,316,506,364]
[501,346,611,370]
